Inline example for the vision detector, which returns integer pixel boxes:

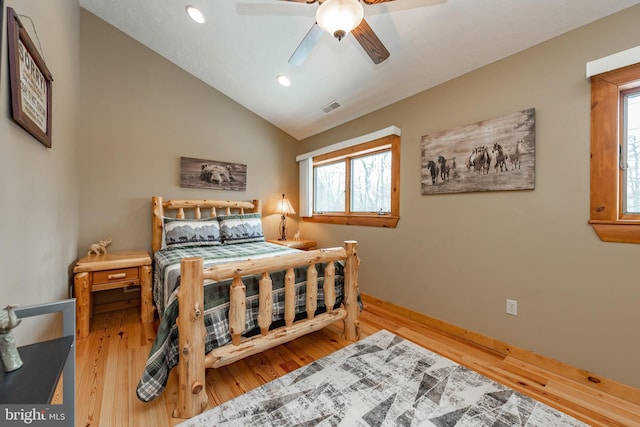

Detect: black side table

[0,335,73,403]
[0,300,75,426]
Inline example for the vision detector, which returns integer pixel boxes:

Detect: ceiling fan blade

[351,18,390,64]
[237,2,314,16]
[364,0,446,15]
[363,0,446,4]
[289,23,324,65]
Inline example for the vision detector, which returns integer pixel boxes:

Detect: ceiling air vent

[322,100,341,113]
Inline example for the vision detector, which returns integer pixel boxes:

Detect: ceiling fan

[283,0,444,66]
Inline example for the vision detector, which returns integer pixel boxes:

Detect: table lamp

[276,194,295,240]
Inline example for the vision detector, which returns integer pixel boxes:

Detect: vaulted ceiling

[79,0,640,140]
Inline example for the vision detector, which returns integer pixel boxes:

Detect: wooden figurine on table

[88,237,112,255]
[0,305,23,372]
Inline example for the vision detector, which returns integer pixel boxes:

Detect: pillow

[217,213,265,244]
[163,217,222,249]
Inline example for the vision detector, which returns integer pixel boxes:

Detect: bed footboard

[173,241,359,418]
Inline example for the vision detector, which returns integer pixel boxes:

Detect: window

[314,161,346,212]
[622,89,640,214]
[350,150,391,212]
[589,61,640,243]
[298,129,400,228]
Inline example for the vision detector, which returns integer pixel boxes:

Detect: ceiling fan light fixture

[316,0,364,41]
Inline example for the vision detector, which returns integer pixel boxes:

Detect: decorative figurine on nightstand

[88,237,112,255]
[0,304,23,372]
[293,231,301,241]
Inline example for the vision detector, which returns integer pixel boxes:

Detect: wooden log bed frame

[149,196,361,418]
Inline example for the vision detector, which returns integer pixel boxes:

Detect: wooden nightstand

[73,250,152,339]
[267,238,317,251]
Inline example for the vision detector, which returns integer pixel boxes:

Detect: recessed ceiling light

[186,6,205,24]
[277,75,291,87]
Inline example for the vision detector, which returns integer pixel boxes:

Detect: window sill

[589,220,640,243]
[303,214,399,228]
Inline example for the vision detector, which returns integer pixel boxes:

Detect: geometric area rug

[178,330,588,426]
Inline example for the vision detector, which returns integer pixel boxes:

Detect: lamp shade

[316,0,364,41]
[277,195,296,215]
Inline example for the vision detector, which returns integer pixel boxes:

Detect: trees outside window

[622,89,640,214]
[306,134,400,228]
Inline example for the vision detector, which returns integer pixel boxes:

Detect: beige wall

[0,0,80,344]
[78,10,300,254]
[77,5,640,389]
[2,0,636,400]
[300,6,640,389]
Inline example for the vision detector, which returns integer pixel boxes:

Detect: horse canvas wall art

[421,108,535,195]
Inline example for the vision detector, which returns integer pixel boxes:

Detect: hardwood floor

[76,298,640,426]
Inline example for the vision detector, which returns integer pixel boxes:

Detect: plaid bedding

[153,242,300,316]
[137,242,345,402]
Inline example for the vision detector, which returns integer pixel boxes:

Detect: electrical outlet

[506,299,518,316]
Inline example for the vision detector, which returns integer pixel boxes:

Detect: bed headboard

[151,196,262,254]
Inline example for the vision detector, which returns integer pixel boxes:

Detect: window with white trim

[297,127,400,228]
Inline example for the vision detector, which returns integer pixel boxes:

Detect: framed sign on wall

[6,7,53,148]
[0,0,4,81]
[0,1,4,89]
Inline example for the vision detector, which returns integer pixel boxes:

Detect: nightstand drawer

[92,279,140,292]
[93,267,139,285]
